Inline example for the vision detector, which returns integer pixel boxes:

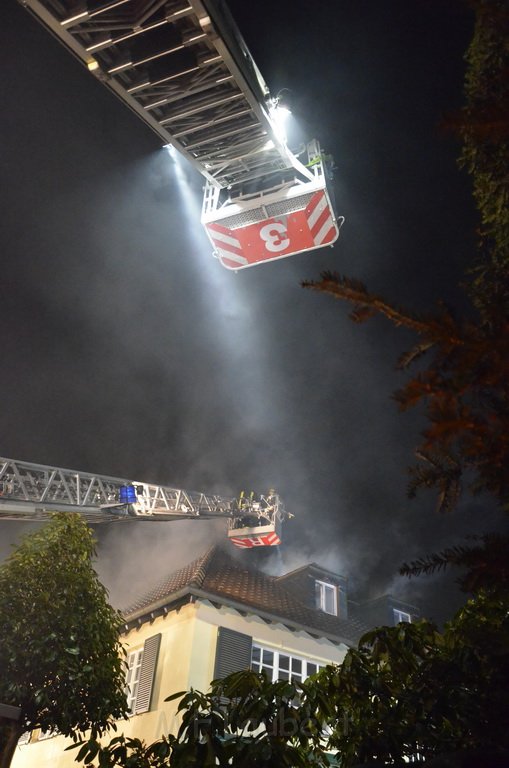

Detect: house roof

[122,546,369,646]
[351,593,419,613]
[276,562,347,584]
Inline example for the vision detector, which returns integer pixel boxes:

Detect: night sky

[0,0,494,624]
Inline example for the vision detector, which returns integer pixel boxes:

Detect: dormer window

[315,580,338,615]
[393,609,411,624]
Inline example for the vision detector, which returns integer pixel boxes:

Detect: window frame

[125,646,144,715]
[393,608,411,624]
[315,579,338,616]
[251,643,324,683]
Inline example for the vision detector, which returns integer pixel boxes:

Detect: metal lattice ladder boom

[18,0,312,190]
[0,456,286,534]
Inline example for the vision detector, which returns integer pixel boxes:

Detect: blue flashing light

[119,485,137,504]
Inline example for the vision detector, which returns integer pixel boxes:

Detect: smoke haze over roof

[0,0,503,627]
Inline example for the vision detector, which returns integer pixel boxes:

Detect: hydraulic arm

[18,0,343,268]
[0,457,288,547]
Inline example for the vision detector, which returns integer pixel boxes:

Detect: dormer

[349,595,419,627]
[277,563,348,619]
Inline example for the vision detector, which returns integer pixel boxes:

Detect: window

[124,634,161,716]
[315,580,338,615]
[125,647,144,714]
[393,609,411,624]
[251,644,323,683]
[17,732,30,746]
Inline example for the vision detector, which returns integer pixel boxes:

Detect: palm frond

[400,533,509,594]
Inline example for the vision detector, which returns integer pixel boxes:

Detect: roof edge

[123,585,357,647]
[276,562,347,583]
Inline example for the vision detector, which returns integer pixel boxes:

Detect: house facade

[11,545,417,767]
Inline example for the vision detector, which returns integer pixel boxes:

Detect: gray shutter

[213,627,252,679]
[135,633,161,714]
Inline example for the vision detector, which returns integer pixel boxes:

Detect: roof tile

[123,546,368,645]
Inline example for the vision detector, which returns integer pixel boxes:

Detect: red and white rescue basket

[203,185,342,270]
[228,518,282,549]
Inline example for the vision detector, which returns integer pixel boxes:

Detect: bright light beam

[268,103,292,145]
[161,146,281,436]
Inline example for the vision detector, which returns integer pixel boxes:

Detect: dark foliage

[303,0,509,591]
[0,514,128,768]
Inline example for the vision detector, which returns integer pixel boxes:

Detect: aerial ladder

[0,456,289,548]
[18,0,343,269]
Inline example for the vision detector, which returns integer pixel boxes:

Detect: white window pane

[251,644,322,686]
[324,585,336,614]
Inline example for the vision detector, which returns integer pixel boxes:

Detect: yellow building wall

[11,598,348,768]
